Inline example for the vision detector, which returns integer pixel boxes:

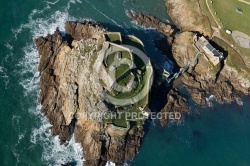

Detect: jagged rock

[166,0,212,37]
[35,21,144,166]
[172,32,197,68]
[170,29,250,106]
[220,65,250,95]
[65,21,104,41]
[127,11,174,44]
[160,90,188,126]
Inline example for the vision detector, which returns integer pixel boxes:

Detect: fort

[99,32,153,128]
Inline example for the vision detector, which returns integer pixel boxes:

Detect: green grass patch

[201,0,250,65]
[122,36,144,51]
[105,34,121,44]
[212,37,250,74]
[121,51,131,59]
[127,108,144,120]
[107,53,148,99]
[84,46,94,53]
[198,0,217,27]
[129,120,145,130]
[212,0,250,36]
[114,67,147,99]
[103,117,114,123]
[136,95,148,107]
[106,53,115,66]
[220,28,250,59]
[113,113,127,128]
[115,64,130,78]
[117,73,133,87]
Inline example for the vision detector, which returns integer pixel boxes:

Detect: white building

[194,36,224,66]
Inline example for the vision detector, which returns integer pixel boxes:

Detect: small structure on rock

[194,35,224,66]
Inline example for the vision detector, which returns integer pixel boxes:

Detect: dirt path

[238,0,250,5]
[206,0,221,29]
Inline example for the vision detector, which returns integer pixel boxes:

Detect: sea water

[0,0,249,165]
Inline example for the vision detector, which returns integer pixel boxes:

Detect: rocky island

[35,21,153,166]
[35,0,250,165]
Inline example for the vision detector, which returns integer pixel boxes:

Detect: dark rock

[160,90,189,126]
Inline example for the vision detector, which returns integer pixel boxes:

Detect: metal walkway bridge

[163,52,200,83]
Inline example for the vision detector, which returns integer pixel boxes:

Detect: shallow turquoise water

[0,0,250,165]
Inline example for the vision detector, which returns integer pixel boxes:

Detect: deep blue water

[0,0,250,166]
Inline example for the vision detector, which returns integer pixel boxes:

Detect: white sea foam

[0,65,9,88]
[123,163,129,166]
[31,105,84,166]
[4,42,13,51]
[46,0,60,5]
[18,44,40,95]
[76,0,82,3]
[12,115,26,166]
[0,66,4,73]
[67,0,83,9]
[206,95,214,107]
[106,161,116,166]
[13,7,85,165]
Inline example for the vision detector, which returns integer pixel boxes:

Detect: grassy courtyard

[117,73,133,87]
[106,49,148,100]
[115,64,130,78]
[105,33,121,44]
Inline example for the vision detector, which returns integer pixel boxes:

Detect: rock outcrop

[162,0,250,107]
[126,11,174,45]
[171,32,250,106]
[126,2,250,129]
[166,0,212,37]
[160,90,188,126]
[35,21,144,166]
[127,11,174,37]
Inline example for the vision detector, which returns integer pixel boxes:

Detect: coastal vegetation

[212,0,250,36]
[212,37,250,80]
[199,0,250,57]
[199,0,250,74]
[105,33,121,44]
[211,0,250,60]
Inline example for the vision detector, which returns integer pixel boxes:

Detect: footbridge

[164,52,200,83]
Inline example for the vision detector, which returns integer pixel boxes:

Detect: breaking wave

[105,161,116,166]
[31,105,84,166]
[13,4,85,165]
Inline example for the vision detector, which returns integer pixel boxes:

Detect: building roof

[205,43,214,51]
[212,49,221,56]
[204,43,222,57]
